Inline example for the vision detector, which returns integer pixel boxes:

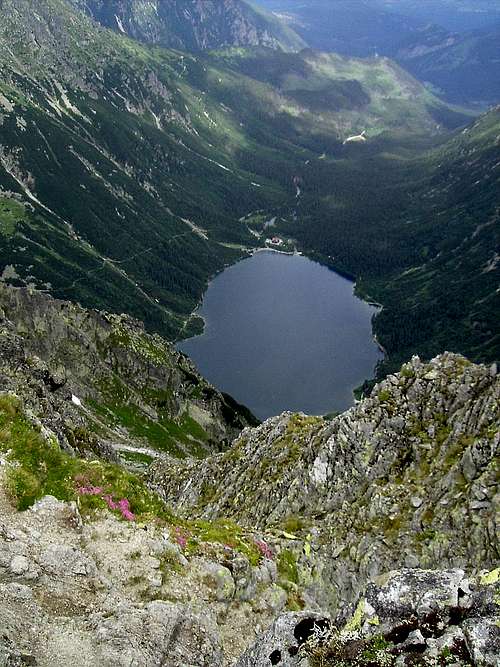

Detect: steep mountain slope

[0,0,459,343]
[0,299,498,664]
[370,109,500,372]
[272,106,500,376]
[0,0,269,339]
[393,23,500,107]
[69,0,306,52]
[0,284,256,464]
[150,352,499,617]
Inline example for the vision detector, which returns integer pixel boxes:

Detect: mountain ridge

[392,23,500,107]
[0,291,497,663]
[255,0,500,106]
[68,0,306,52]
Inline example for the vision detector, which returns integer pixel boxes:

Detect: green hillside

[277,107,500,376]
[371,109,500,370]
[0,0,459,339]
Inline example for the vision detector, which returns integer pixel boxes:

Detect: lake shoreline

[177,251,383,420]
[179,246,385,367]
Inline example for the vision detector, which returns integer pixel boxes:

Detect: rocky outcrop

[0,284,256,462]
[0,481,497,666]
[149,353,499,612]
[69,0,305,52]
[238,569,500,666]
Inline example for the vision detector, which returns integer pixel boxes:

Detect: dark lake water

[178,250,383,420]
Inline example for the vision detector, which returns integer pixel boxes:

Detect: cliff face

[0,289,498,665]
[0,284,256,463]
[69,0,306,51]
[149,353,499,612]
[0,342,497,665]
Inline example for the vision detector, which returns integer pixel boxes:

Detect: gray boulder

[235,612,330,667]
[91,600,223,667]
[463,618,500,667]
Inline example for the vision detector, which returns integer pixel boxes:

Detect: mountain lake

[178,250,383,420]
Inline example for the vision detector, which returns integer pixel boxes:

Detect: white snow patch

[115,15,126,34]
[213,160,230,172]
[343,130,367,145]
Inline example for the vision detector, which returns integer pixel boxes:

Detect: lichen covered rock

[149,353,500,615]
[247,569,499,666]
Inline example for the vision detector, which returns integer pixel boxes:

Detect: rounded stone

[9,555,30,576]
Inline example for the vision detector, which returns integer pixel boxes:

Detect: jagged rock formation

[237,569,500,666]
[0,487,497,665]
[0,284,256,462]
[69,0,306,52]
[149,353,499,613]
[0,322,498,664]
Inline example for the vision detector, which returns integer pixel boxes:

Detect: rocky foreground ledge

[0,285,498,665]
[0,488,498,665]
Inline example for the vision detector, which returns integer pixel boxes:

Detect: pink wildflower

[75,480,135,521]
[255,539,273,560]
[77,485,103,496]
[102,494,119,510]
[174,526,189,550]
[117,498,135,521]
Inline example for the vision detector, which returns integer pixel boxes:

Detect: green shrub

[277,548,299,584]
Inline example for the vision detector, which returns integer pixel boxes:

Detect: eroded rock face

[241,569,500,667]
[69,0,304,52]
[0,284,256,461]
[149,353,499,613]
